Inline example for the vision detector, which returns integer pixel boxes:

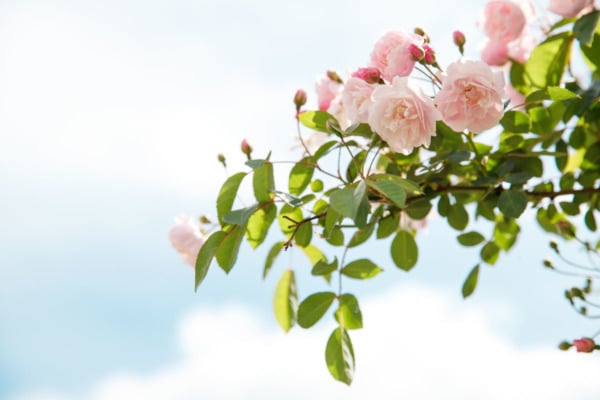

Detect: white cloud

[15,283,600,400]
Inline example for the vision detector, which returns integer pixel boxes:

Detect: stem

[283,212,327,250]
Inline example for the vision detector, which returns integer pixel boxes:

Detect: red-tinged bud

[326,70,343,84]
[453,30,466,47]
[409,44,425,61]
[294,89,307,112]
[351,67,381,84]
[573,338,595,353]
[423,44,436,65]
[241,139,253,159]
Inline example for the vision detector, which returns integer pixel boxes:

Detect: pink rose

[351,67,381,84]
[435,59,505,133]
[507,34,537,63]
[370,31,424,82]
[368,77,441,154]
[573,337,595,353]
[342,77,375,124]
[481,40,509,66]
[327,93,351,130]
[315,75,341,111]
[481,0,527,43]
[548,0,594,18]
[169,215,206,267]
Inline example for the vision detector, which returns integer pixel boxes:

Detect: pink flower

[453,30,466,47]
[573,337,595,353]
[342,77,375,124]
[368,77,441,154]
[507,34,537,63]
[548,0,594,18]
[435,59,505,133]
[315,75,341,111]
[481,0,527,43]
[370,31,424,82]
[423,44,437,65]
[327,93,351,130]
[481,40,510,66]
[351,67,381,84]
[168,215,206,267]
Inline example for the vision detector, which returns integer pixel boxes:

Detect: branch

[283,211,327,250]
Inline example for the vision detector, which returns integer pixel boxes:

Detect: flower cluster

[313,29,505,155]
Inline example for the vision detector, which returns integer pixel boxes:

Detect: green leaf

[217,172,246,225]
[312,258,338,276]
[353,180,370,228]
[273,269,298,332]
[294,221,313,247]
[500,110,531,133]
[367,174,421,194]
[222,204,259,226]
[498,190,527,219]
[481,241,500,265]
[289,158,315,196]
[448,203,469,231]
[325,327,355,385]
[574,10,600,46]
[366,179,407,208]
[524,32,573,90]
[253,162,274,202]
[298,110,336,133]
[263,241,285,279]
[547,86,581,101]
[391,230,418,271]
[215,225,246,273]
[247,203,276,249]
[585,209,597,231]
[329,186,356,220]
[457,231,486,246]
[462,265,480,298]
[326,226,345,246]
[298,244,326,266]
[348,207,382,247]
[376,212,400,239]
[278,204,303,237]
[297,292,336,328]
[335,294,363,330]
[194,230,226,290]
[494,218,520,251]
[341,259,383,280]
[406,199,432,220]
[245,159,266,169]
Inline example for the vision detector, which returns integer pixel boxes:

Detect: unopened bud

[413,27,430,42]
[423,44,436,65]
[558,341,572,351]
[543,259,554,269]
[241,139,253,159]
[549,241,559,253]
[217,153,227,168]
[199,215,211,224]
[573,337,595,353]
[326,70,343,84]
[294,89,307,111]
[409,44,425,61]
[351,67,381,84]
[453,30,466,50]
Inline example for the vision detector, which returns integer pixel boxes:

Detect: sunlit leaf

[273,269,298,332]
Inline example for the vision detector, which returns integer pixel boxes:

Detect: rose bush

[171,0,600,385]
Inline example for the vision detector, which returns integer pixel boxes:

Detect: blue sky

[2,0,600,399]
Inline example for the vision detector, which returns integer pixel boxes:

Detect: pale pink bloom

[481,40,510,66]
[436,59,505,133]
[304,131,329,153]
[573,337,595,353]
[342,77,375,124]
[169,215,206,267]
[351,67,381,84]
[506,83,526,109]
[368,77,441,154]
[315,75,341,111]
[327,93,351,130]
[507,34,537,63]
[370,31,424,82]
[480,0,527,43]
[548,0,594,18]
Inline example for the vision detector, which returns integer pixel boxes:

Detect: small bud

[241,139,253,159]
[558,341,572,351]
[351,67,381,84]
[409,44,425,61]
[543,259,554,269]
[571,287,585,300]
[199,215,211,224]
[423,44,436,65]
[310,179,324,192]
[217,153,227,168]
[453,30,466,55]
[294,89,307,111]
[326,70,343,84]
[549,241,559,253]
[573,337,595,353]
[413,27,430,42]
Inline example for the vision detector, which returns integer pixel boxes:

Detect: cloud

[15,283,600,400]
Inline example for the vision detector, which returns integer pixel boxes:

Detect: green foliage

[462,264,480,298]
[325,327,355,385]
[391,230,418,271]
[273,269,298,332]
[298,292,336,328]
[341,259,383,279]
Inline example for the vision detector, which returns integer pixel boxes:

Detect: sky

[1,0,600,399]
